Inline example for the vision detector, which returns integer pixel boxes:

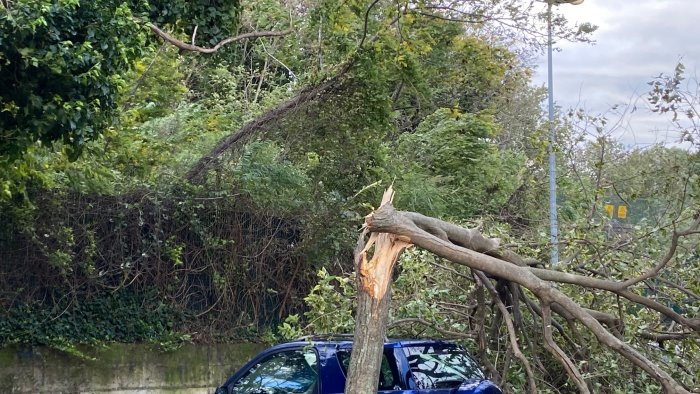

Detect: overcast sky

[531,0,699,148]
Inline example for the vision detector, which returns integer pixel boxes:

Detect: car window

[337,349,401,390]
[404,345,484,390]
[230,349,319,394]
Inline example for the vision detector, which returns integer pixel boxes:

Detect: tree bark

[345,187,412,394]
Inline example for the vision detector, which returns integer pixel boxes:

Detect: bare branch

[357,0,382,50]
[474,276,501,382]
[541,303,589,393]
[638,331,696,342]
[429,259,475,282]
[477,271,537,394]
[519,289,577,344]
[191,25,198,45]
[149,23,292,54]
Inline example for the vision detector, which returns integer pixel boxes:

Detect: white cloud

[532,0,700,147]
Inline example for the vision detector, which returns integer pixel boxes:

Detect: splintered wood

[358,187,412,299]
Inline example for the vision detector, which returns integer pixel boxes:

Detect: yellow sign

[617,205,628,219]
[604,204,614,218]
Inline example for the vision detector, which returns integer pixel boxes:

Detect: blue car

[215,336,503,394]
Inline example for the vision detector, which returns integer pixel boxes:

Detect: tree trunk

[345,269,394,394]
[345,187,412,394]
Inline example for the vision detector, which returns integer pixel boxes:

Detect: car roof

[274,336,459,350]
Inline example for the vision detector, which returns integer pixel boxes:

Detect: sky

[531,0,700,148]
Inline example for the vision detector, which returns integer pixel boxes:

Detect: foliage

[147,0,240,46]
[278,248,478,342]
[0,0,147,160]
[397,108,525,217]
[233,141,312,211]
[0,290,188,354]
[278,267,356,339]
[0,0,248,199]
[120,45,188,123]
[648,62,700,148]
[0,186,319,346]
[547,90,700,391]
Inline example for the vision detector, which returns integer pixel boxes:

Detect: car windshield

[404,344,484,389]
[230,349,318,394]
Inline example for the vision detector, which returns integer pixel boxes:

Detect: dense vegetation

[1,0,697,392]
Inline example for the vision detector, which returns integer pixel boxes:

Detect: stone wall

[0,343,265,393]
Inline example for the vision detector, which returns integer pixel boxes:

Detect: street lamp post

[546,0,583,266]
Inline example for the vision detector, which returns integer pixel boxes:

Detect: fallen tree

[346,188,698,394]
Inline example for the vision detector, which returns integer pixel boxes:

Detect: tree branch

[530,268,700,332]
[364,204,691,393]
[149,23,292,54]
[357,0,382,50]
[477,271,537,394]
[185,64,353,181]
[638,331,695,342]
[652,276,700,301]
[541,303,589,393]
[617,213,700,289]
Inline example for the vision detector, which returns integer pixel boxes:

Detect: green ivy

[0,290,187,353]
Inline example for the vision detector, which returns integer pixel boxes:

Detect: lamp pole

[546,0,583,266]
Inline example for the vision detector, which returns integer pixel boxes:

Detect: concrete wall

[0,343,265,394]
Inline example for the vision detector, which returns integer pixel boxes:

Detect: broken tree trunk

[345,187,412,394]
